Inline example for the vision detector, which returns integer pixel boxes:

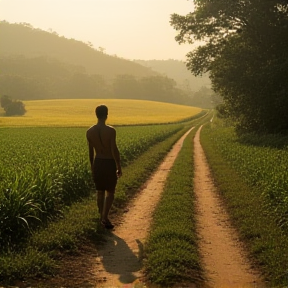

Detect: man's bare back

[86,124,116,159]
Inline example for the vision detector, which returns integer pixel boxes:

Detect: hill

[0,21,218,107]
[0,21,156,79]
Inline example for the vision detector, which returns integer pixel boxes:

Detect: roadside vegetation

[144,126,203,287]
[0,112,209,284]
[200,117,288,287]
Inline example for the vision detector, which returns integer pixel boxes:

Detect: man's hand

[116,168,122,178]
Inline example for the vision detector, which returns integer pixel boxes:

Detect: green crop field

[0,123,186,249]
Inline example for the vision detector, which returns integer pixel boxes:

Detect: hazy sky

[0,0,196,60]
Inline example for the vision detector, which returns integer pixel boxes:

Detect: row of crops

[0,124,183,250]
[202,119,288,231]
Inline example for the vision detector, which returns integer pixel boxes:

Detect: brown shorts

[93,158,117,191]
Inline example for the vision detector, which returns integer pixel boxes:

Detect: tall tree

[171,0,288,133]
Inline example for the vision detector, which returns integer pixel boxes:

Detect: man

[86,104,122,229]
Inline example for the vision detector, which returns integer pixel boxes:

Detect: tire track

[93,127,194,288]
[194,126,265,288]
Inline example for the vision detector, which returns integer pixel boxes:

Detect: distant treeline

[0,55,220,107]
[0,55,186,105]
[134,59,211,92]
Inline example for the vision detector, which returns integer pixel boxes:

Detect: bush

[0,95,26,116]
[5,101,26,116]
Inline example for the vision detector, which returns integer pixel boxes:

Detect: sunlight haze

[0,0,195,60]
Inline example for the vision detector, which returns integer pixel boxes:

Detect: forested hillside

[0,21,219,107]
[0,21,156,78]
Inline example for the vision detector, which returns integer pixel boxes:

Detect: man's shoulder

[86,125,96,136]
[87,125,96,131]
[107,125,115,130]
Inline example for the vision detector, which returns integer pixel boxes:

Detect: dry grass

[0,99,202,127]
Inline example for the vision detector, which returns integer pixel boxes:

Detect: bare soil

[19,126,266,288]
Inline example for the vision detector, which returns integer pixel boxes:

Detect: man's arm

[111,129,122,177]
[86,132,94,169]
[88,141,94,168]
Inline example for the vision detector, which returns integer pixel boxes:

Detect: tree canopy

[0,95,26,116]
[171,0,288,134]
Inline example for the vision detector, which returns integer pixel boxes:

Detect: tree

[0,95,26,116]
[171,0,288,134]
[5,100,26,116]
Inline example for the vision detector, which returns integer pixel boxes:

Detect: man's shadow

[97,231,144,284]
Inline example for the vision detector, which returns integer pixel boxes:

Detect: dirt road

[92,127,194,287]
[91,124,266,288]
[35,125,266,288]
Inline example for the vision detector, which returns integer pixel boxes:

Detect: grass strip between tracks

[144,127,203,287]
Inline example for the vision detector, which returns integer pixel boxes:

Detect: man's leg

[102,189,115,222]
[96,190,105,220]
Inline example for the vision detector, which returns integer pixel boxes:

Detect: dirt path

[93,127,194,288]
[194,126,265,288]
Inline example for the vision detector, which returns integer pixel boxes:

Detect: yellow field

[0,99,202,127]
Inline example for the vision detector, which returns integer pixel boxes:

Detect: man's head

[95,105,108,120]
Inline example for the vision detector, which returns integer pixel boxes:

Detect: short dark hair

[95,105,108,119]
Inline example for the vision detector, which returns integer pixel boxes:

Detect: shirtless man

[86,105,122,229]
